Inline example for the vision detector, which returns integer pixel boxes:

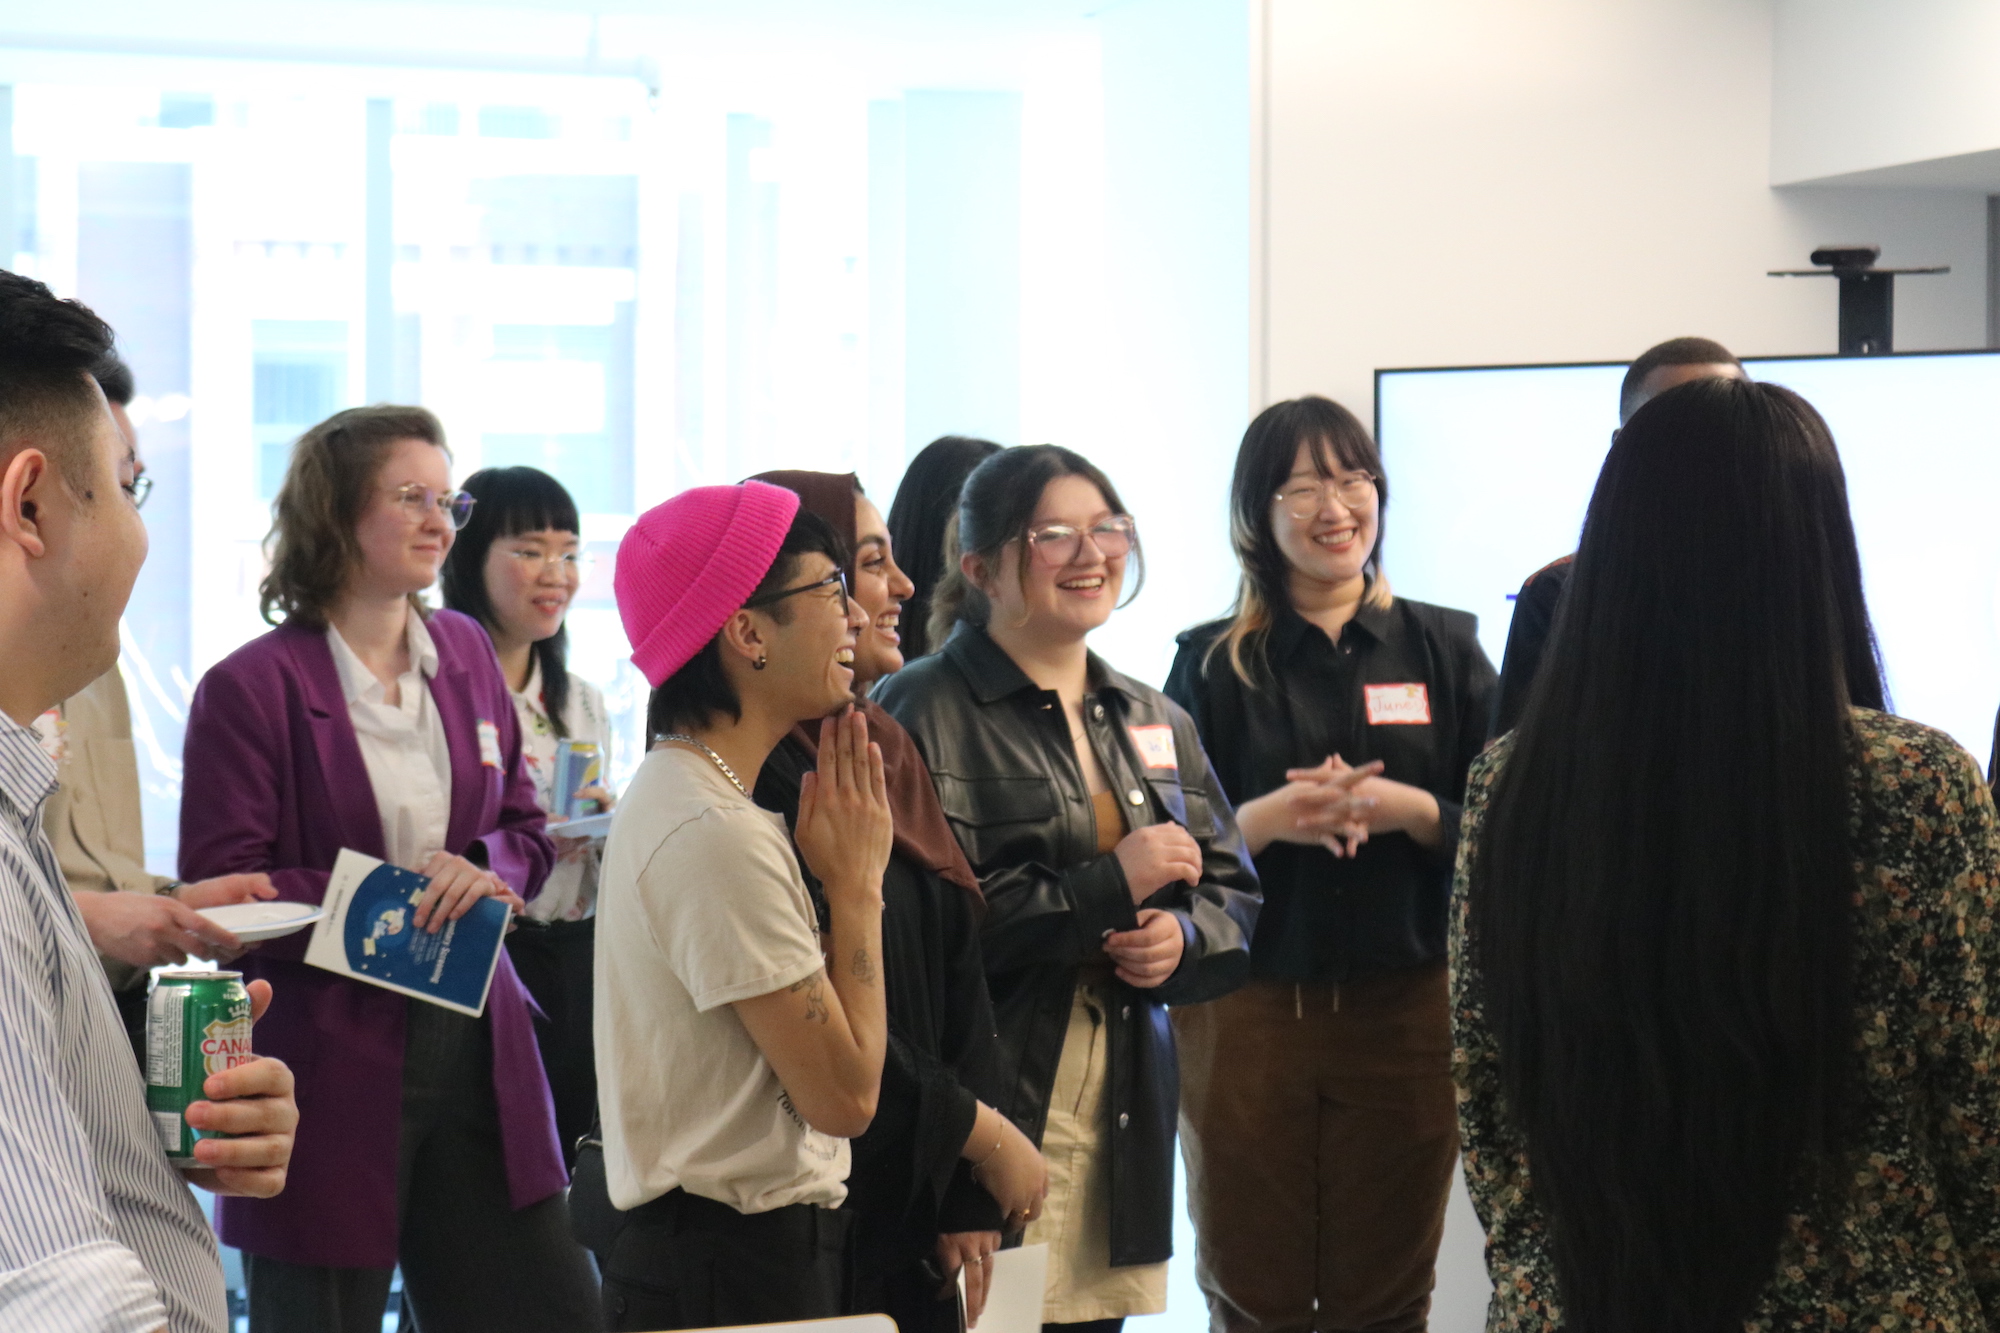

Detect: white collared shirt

[0,712,228,1332]
[327,614,453,871]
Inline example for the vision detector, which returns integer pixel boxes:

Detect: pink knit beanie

[615,481,802,687]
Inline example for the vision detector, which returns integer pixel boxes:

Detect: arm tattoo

[790,972,830,1024]
[851,946,877,984]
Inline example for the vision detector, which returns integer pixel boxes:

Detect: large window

[3,6,1249,1327]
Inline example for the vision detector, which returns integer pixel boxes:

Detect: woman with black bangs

[440,465,614,1165]
[1165,396,1494,1333]
[1454,378,2000,1331]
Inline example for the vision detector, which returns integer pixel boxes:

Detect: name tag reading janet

[1128,724,1178,770]
[1364,683,1432,726]
[476,719,503,768]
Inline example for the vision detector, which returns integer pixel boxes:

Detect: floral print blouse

[510,657,611,923]
[1451,709,2000,1331]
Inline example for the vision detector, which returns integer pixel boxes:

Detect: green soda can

[145,970,253,1164]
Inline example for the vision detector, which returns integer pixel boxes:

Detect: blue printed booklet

[305,849,510,1017]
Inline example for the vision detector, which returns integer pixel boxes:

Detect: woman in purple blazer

[180,406,600,1333]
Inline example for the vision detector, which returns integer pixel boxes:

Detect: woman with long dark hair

[885,435,1002,661]
[749,469,1046,1333]
[439,465,613,1165]
[1454,377,2000,1330]
[876,445,1260,1333]
[1165,396,1495,1333]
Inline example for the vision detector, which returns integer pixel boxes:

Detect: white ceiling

[0,0,1118,97]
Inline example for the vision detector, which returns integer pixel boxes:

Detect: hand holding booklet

[305,849,511,1016]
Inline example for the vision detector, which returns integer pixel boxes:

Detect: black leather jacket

[873,622,1260,1266]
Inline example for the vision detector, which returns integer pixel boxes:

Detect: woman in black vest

[1165,397,1495,1333]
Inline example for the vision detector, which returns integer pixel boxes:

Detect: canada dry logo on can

[145,970,253,1164]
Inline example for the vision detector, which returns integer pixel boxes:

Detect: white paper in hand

[959,1242,1049,1333]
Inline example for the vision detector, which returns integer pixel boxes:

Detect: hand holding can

[145,970,254,1165]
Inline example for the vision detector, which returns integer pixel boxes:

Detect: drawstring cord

[1294,982,1343,1019]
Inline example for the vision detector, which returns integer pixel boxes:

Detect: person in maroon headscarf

[750,470,1048,1333]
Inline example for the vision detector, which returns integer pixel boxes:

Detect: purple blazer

[179,609,567,1268]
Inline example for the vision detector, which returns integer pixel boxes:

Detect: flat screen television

[1375,350,2000,770]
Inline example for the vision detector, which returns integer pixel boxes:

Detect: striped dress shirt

[0,711,226,1332]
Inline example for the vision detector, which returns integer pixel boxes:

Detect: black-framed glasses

[123,475,154,510]
[1274,472,1377,521]
[1023,515,1136,567]
[744,567,850,610]
[387,483,478,530]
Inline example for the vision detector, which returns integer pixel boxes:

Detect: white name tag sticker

[476,719,503,769]
[1128,724,1178,770]
[1364,683,1432,726]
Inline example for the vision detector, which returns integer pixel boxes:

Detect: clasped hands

[1257,754,1443,856]
[1279,754,1385,857]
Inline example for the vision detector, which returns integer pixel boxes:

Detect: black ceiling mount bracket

[1769,245,1949,356]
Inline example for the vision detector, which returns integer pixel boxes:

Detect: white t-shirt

[594,744,847,1214]
[508,657,611,922]
[326,615,451,872]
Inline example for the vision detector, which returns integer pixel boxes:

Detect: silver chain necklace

[661,734,748,797]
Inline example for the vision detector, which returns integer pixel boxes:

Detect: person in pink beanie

[592,481,897,1332]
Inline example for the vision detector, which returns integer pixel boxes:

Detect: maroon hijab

[750,469,982,904]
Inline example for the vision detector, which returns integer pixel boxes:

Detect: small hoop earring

[753,655,768,671]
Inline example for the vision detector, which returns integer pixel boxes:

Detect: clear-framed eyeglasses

[1023,515,1137,567]
[1274,472,1377,521]
[387,484,477,530]
[505,546,594,578]
[123,475,154,510]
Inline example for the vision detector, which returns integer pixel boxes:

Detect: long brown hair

[259,405,448,626]
[1209,395,1391,685]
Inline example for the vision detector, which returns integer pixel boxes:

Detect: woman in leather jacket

[874,445,1260,1333]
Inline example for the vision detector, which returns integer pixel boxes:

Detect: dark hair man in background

[0,270,297,1331]
[1489,337,1746,736]
[42,351,274,1051]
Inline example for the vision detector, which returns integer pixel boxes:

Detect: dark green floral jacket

[1451,710,2000,1331]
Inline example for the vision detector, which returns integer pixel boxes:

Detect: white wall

[1082,0,1253,688]
[1773,0,2000,186]
[1263,0,1989,436]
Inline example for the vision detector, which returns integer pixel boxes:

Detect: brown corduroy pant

[1173,964,1457,1333]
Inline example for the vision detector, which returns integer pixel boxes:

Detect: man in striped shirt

[0,271,299,1332]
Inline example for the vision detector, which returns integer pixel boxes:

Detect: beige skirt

[1023,978,1169,1323]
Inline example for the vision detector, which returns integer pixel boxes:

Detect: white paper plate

[550,812,613,841]
[198,901,324,943]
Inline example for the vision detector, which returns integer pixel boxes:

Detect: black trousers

[245,1001,602,1333]
[601,1188,852,1332]
[505,916,598,1171]
[854,1259,963,1333]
